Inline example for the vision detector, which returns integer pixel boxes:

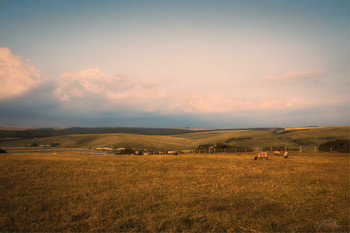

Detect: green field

[0,151,349,232]
[1,126,349,151]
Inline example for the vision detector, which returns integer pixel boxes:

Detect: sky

[0,0,349,128]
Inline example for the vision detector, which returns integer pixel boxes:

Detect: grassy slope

[0,151,348,232]
[0,126,349,150]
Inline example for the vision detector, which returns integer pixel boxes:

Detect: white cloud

[54,67,169,112]
[55,67,134,100]
[0,47,45,100]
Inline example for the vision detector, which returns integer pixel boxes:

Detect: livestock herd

[254,151,289,160]
[133,149,290,160]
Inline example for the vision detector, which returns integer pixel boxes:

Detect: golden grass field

[0,150,349,232]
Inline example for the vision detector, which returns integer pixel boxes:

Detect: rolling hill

[0,126,349,151]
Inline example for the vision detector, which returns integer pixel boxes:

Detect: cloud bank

[53,68,337,115]
[0,47,45,100]
[0,47,348,128]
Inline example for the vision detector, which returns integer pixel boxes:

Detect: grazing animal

[283,151,289,159]
[134,150,142,156]
[254,152,268,160]
[274,151,281,156]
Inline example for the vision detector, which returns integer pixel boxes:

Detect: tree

[318,140,350,153]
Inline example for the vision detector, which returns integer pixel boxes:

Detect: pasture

[0,151,349,232]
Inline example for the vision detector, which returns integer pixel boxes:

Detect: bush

[210,142,253,152]
[0,148,7,153]
[118,148,135,155]
[318,140,350,153]
[198,144,214,148]
[196,142,254,153]
[30,143,39,147]
[50,143,61,147]
[215,142,227,149]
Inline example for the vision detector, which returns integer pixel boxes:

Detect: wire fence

[116,145,342,155]
[164,145,320,155]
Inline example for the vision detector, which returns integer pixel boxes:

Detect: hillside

[0,126,349,151]
[0,127,197,139]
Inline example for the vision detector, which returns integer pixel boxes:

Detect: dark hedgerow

[0,148,7,153]
[213,143,253,153]
[50,143,61,147]
[318,140,350,153]
[118,148,135,155]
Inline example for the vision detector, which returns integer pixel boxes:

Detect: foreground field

[0,151,349,232]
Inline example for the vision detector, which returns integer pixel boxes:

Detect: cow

[254,152,268,160]
[274,151,281,156]
[134,150,142,156]
[283,151,289,159]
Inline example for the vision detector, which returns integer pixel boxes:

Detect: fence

[177,145,320,154]
[125,145,327,155]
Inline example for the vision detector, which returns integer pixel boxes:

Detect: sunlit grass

[0,151,349,232]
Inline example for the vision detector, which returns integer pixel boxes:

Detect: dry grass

[0,151,349,232]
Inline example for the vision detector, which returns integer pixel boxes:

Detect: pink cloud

[55,67,168,112]
[262,70,328,82]
[177,94,254,113]
[176,95,340,114]
[0,47,45,100]
[55,67,344,115]
[55,67,134,101]
[260,98,316,110]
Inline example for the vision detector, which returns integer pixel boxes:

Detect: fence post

[314,146,317,152]
[245,147,246,152]
[299,145,302,153]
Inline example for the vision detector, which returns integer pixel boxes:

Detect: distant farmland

[0,126,349,151]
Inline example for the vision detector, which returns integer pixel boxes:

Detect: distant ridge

[0,126,36,131]
[0,126,345,140]
[0,126,283,139]
[0,127,197,139]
